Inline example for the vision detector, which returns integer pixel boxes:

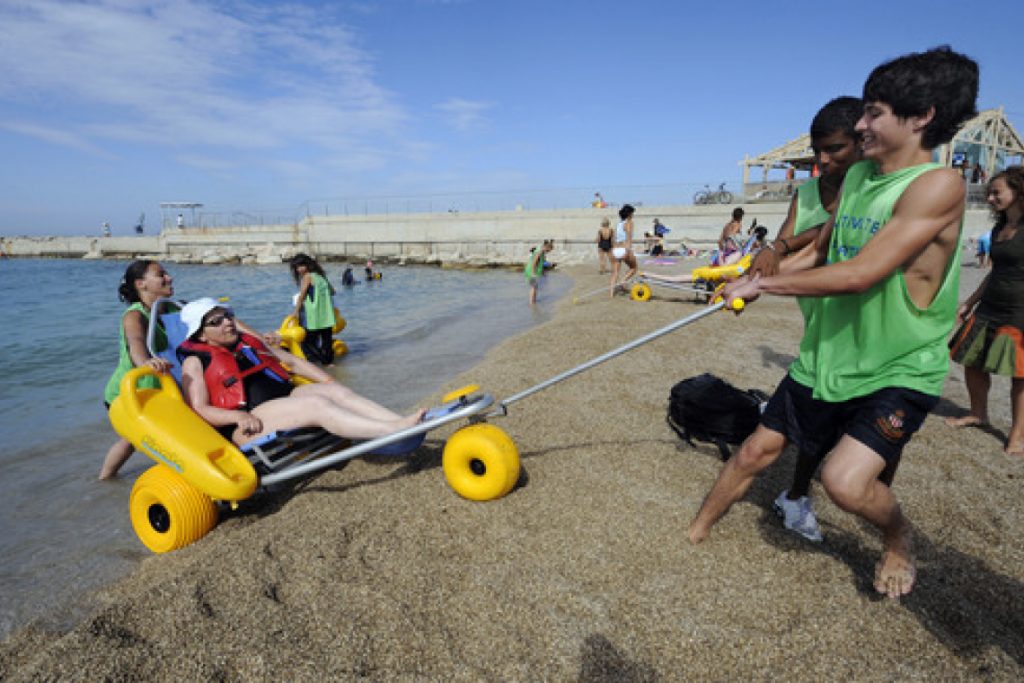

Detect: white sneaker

[772,490,823,542]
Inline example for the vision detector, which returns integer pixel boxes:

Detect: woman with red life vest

[178,298,424,445]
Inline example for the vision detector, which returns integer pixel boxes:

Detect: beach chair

[109,298,518,553]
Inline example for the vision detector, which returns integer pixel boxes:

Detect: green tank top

[103,302,169,404]
[302,273,336,330]
[793,160,959,401]
[792,178,831,324]
[523,246,545,280]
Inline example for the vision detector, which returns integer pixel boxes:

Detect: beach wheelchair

[108,298,519,553]
[630,229,763,303]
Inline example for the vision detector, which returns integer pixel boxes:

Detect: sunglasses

[203,310,235,327]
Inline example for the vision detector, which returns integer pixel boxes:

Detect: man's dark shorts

[760,374,841,462]
[761,374,938,467]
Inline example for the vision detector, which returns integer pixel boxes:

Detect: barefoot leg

[688,426,785,544]
[100,438,134,480]
[822,436,917,599]
[1005,378,1024,456]
[944,415,986,428]
[874,516,916,599]
[946,366,991,428]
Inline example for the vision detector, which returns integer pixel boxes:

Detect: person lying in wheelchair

[178,298,423,446]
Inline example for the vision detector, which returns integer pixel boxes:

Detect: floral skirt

[949,314,1024,378]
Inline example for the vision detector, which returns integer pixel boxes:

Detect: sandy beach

[2,260,1022,680]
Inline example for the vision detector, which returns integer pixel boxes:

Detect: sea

[0,257,570,640]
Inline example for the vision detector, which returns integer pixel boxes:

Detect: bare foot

[398,409,427,429]
[687,521,708,545]
[944,415,987,428]
[1004,441,1024,457]
[874,528,915,599]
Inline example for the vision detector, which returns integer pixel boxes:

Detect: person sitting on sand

[178,298,424,446]
[718,207,745,253]
[690,46,979,600]
[946,166,1024,456]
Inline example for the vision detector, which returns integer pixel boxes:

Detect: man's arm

[729,169,964,301]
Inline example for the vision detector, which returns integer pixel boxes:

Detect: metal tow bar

[491,300,731,416]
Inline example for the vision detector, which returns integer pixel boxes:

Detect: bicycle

[693,182,734,205]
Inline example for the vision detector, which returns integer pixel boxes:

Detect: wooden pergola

[740,106,1024,189]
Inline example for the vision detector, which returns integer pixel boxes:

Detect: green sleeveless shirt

[786,179,831,387]
[103,302,170,404]
[524,245,545,280]
[792,179,831,323]
[794,160,960,401]
[302,272,336,330]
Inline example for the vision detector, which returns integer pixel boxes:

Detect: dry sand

[2,260,1023,681]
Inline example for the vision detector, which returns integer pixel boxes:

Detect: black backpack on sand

[667,373,769,460]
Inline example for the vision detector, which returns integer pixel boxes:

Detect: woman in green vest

[289,253,338,366]
[100,260,176,479]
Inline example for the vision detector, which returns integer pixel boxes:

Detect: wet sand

[2,260,1022,680]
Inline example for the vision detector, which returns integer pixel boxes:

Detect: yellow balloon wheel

[630,283,652,302]
[332,339,348,357]
[130,465,218,553]
[442,424,520,501]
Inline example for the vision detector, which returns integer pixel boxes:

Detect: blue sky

[1,0,1021,235]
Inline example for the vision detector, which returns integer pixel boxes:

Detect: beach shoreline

[2,261,1022,680]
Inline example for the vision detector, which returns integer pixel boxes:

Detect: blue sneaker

[773,490,823,542]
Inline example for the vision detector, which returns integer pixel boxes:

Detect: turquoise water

[0,258,569,639]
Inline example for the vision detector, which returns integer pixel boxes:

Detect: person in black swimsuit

[596,217,614,274]
[947,166,1024,456]
[178,298,424,446]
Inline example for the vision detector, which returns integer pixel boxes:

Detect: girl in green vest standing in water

[101,260,176,479]
[289,253,338,366]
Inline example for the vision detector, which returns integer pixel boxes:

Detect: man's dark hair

[862,45,979,149]
[731,207,744,221]
[618,204,635,220]
[810,96,862,142]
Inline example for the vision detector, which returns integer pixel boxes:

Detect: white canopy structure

[159,202,204,230]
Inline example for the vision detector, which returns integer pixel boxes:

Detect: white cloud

[434,97,494,132]
[0,119,117,158]
[0,0,408,161]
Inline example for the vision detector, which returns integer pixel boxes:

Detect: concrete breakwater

[1,203,990,267]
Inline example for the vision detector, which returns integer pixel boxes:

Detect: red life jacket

[179,333,291,409]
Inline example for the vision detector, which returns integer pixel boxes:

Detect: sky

[0,0,1022,235]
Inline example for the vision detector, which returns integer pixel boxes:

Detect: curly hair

[862,46,978,148]
[989,166,1024,231]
